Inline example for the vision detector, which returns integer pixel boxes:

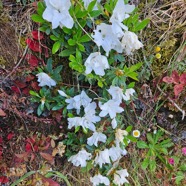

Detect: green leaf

[137,141,148,149]
[98,81,103,88]
[52,104,63,111]
[126,125,133,132]
[147,133,154,144]
[127,72,139,81]
[128,135,137,142]
[129,62,143,72]
[180,164,186,171]
[37,2,45,16]
[46,58,53,73]
[79,34,91,43]
[134,19,150,32]
[68,39,76,46]
[77,43,85,52]
[89,10,102,17]
[69,62,84,73]
[29,90,40,97]
[50,35,58,41]
[31,14,45,23]
[160,139,174,148]
[141,158,149,170]
[59,49,76,57]
[37,104,43,116]
[175,171,184,185]
[87,0,97,12]
[149,160,156,172]
[52,41,61,54]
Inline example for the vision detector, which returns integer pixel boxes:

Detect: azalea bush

[29,0,150,185]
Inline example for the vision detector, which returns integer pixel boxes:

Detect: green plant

[137,130,174,172]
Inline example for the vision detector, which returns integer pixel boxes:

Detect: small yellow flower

[155,53,161,59]
[155,46,161,53]
[115,69,124,76]
[132,130,140,138]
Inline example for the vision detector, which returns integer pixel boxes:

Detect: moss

[0,56,6,68]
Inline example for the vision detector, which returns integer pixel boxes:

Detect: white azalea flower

[109,145,127,162]
[115,129,128,142]
[92,23,123,56]
[113,169,129,185]
[58,90,68,97]
[121,31,143,55]
[94,149,110,168]
[99,100,124,119]
[67,116,96,132]
[110,0,135,38]
[68,149,92,167]
[85,52,109,76]
[67,102,100,131]
[43,0,74,29]
[107,86,125,103]
[65,91,92,114]
[90,174,110,186]
[111,118,117,129]
[36,72,56,88]
[87,131,107,147]
[83,0,101,10]
[123,88,135,101]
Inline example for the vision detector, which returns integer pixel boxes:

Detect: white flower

[113,169,129,185]
[65,91,92,114]
[43,0,74,29]
[107,86,125,103]
[123,88,135,101]
[121,31,143,55]
[111,118,117,129]
[67,116,96,132]
[36,72,56,88]
[109,145,127,162]
[67,102,100,131]
[132,130,140,138]
[110,0,135,23]
[68,149,92,167]
[58,90,68,97]
[87,131,107,147]
[92,23,123,56]
[94,149,110,168]
[110,0,135,38]
[82,0,101,10]
[115,129,128,142]
[99,100,124,119]
[85,52,109,76]
[90,174,110,186]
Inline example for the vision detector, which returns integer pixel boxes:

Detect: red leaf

[25,143,32,152]
[0,109,6,117]
[26,38,41,52]
[171,71,180,84]
[14,80,27,89]
[0,176,9,184]
[162,76,174,84]
[40,152,54,164]
[11,86,21,94]
[42,177,60,186]
[26,74,35,82]
[25,54,39,67]
[32,30,44,40]
[15,152,29,159]
[7,133,14,140]
[180,73,186,85]
[22,88,30,95]
[0,137,2,143]
[31,81,40,91]
[174,84,184,96]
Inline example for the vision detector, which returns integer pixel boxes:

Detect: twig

[1,45,28,83]
[157,85,185,120]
